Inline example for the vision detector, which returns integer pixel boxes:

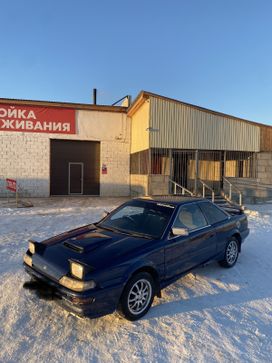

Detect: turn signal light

[28,241,36,255]
[24,254,33,267]
[59,276,96,292]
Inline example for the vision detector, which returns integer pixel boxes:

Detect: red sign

[0,104,75,134]
[102,164,107,174]
[6,178,17,192]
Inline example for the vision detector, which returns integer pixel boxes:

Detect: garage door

[50,140,100,195]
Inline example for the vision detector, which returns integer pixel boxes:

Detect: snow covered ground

[0,197,271,363]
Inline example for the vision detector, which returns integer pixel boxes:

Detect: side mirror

[102,210,110,219]
[171,227,189,237]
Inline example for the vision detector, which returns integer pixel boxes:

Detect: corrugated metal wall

[149,97,260,152]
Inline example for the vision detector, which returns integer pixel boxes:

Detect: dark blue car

[23,197,249,321]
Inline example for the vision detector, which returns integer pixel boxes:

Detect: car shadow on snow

[142,261,271,321]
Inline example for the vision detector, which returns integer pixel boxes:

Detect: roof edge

[0,97,127,113]
[127,91,149,116]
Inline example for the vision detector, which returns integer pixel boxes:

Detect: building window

[130,150,149,174]
[151,148,170,175]
[225,152,257,178]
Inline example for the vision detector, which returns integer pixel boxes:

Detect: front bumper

[24,264,124,318]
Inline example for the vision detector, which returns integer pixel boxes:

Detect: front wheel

[219,237,239,268]
[118,272,155,321]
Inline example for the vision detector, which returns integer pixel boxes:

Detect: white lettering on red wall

[0,104,76,134]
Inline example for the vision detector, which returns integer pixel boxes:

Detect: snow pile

[0,199,271,362]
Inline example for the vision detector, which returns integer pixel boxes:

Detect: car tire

[118,272,155,321]
[219,237,239,268]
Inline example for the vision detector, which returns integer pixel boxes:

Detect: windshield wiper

[97,225,116,232]
[99,224,153,239]
[119,229,153,239]
[99,224,128,235]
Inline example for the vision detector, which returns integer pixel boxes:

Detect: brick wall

[149,175,170,195]
[257,152,272,184]
[224,153,272,203]
[0,109,130,197]
[130,174,170,196]
[0,133,49,197]
[130,175,149,196]
[100,141,130,196]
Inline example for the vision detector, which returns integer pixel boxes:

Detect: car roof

[135,196,205,206]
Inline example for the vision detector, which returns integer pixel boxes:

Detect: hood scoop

[63,232,112,253]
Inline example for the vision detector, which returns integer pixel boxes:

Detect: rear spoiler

[220,205,245,215]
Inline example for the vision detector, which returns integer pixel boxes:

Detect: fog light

[24,254,33,267]
[71,296,95,305]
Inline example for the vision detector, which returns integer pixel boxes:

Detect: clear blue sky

[0,0,272,124]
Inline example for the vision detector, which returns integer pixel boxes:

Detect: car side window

[198,202,228,225]
[173,204,208,231]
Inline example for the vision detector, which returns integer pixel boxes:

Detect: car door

[165,203,217,280]
[198,201,231,254]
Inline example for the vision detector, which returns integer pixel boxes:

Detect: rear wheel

[219,237,239,268]
[118,272,155,321]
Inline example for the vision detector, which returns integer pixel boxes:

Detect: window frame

[169,202,211,238]
[198,201,229,225]
[98,199,176,239]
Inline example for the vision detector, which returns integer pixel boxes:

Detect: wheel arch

[231,233,242,252]
[126,265,161,298]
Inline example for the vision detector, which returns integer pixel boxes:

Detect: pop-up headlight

[70,261,85,280]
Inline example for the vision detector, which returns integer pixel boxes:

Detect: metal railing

[169,180,194,196]
[198,179,215,202]
[223,177,243,206]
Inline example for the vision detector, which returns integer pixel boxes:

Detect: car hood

[31,225,152,280]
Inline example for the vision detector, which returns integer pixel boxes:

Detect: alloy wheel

[226,240,238,265]
[127,279,152,315]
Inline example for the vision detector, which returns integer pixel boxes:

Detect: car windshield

[98,200,176,239]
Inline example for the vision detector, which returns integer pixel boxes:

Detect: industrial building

[1,91,272,203]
